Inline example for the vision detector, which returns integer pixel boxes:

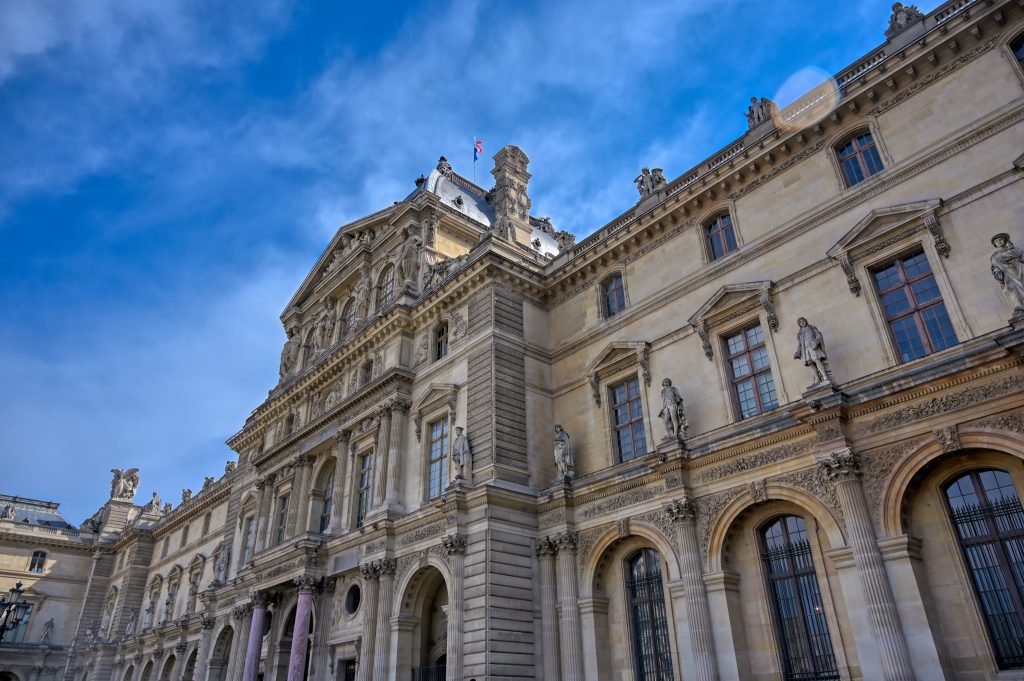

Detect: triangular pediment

[827,199,941,258]
[411,382,459,415]
[688,281,771,326]
[585,341,650,378]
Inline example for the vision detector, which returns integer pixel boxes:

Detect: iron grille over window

[610,376,646,462]
[945,469,1024,669]
[705,214,737,260]
[602,274,626,317]
[836,132,883,187]
[871,250,957,362]
[428,417,450,499]
[627,548,674,681]
[761,516,839,681]
[725,324,778,419]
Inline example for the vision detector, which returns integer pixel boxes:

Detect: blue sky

[0,0,931,523]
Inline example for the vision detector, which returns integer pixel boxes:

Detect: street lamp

[0,582,31,643]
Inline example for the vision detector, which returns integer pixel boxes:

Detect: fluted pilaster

[444,534,467,678]
[537,536,561,681]
[553,531,584,681]
[356,564,379,681]
[372,559,397,681]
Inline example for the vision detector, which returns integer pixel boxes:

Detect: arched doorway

[396,566,449,681]
[207,625,234,681]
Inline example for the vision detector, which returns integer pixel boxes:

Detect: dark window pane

[873,250,957,362]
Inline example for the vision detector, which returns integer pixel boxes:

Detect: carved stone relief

[866,375,1020,433]
[580,485,660,519]
[698,487,744,559]
[695,440,811,485]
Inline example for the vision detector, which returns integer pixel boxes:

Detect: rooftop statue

[634,167,667,199]
[109,468,139,501]
[745,97,776,129]
[886,2,924,39]
[278,327,300,383]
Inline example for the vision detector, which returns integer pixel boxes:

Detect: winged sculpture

[110,468,140,500]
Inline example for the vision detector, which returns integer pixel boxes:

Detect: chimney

[490,145,532,246]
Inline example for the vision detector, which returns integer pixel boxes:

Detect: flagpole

[473,136,477,185]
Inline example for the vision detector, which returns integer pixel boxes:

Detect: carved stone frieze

[970,409,1024,434]
[696,440,811,484]
[398,522,444,547]
[934,425,960,452]
[538,509,566,529]
[362,538,386,555]
[580,485,660,519]
[866,375,1020,433]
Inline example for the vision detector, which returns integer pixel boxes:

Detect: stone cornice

[150,483,232,540]
[0,529,98,553]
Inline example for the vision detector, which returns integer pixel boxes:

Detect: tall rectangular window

[181,523,189,548]
[428,417,450,499]
[602,274,626,318]
[435,322,449,360]
[275,495,289,546]
[319,473,335,534]
[705,214,738,260]
[29,551,46,573]
[611,376,646,463]
[726,323,779,419]
[241,516,255,563]
[872,250,957,362]
[356,454,373,528]
[161,537,170,559]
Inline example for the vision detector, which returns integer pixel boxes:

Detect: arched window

[377,266,395,311]
[945,469,1024,669]
[601,273,626,318]
[434,322,449,360]
[319,468,335,534]
[705,214,737,261]
[835,131,883,187]
[626,548,674,681]
[29,550,46,573]
[760,515,839,681]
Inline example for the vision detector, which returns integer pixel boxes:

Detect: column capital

[249,589,271,607]
[443,534,467,556]
[200,614,216,630]
[231,605,250,620]
[664,496,697,523]
[816,447,861,481]
[255,473,276,490]
[552,530,578,553]
[334,429,352,445]
[360,562,378,581]
[293,575,321,594]
[535,536,557,557]
[374,558,397,576]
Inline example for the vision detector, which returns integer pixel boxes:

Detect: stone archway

[139,661,154,681]
[395,565,449,681]
[272,602,315,681]
[158,654,176,681]
[207,625,234,681]
[180,648,198,681]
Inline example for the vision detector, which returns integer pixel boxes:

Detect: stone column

[192,613,216,681]
[329,431,351,534]
[355,564,379,681]
[287,454,314,535]
[228,603,254,681]
[553,531,584,681]
[372,409,392,511]
[444,535,467,678]
[309,578,337,681]
[537,537,561,681]
[253,474,275,554]
[372,559,397,681]
[242,592,270,681]
[287,577,318,681]
[666,497,720,681]
[819,449,916,681]
[384,400,409,509]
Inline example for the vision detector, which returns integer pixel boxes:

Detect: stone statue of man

[794,317,833,387]
[397,227,424,288]
[125,611,136,636]
[554,425,573,479]
[991,233,1024,319]
[353,277,370,321]
[658,378,687,439]
[278,327,300,382]
[452,426,470,481]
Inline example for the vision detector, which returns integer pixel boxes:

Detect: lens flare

[770,66,842,134]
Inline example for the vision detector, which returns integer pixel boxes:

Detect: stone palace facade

[4,1,1024,680]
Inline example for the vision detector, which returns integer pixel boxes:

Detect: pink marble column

[287,577,319,681]
[242,593,269,681]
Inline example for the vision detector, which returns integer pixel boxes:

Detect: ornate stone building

[4,1,1024,679]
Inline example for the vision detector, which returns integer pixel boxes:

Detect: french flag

[474,139,483,162]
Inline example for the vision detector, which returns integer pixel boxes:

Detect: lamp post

[0,582,31,643]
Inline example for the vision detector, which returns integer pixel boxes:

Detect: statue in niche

[109,468,140,500]
[124,611,136,636]
[214,544,230,582]
[314,300,337,352]
[278,327,300,382]
[991,233,1024,319]
[554,425,574,479]
[886,2,924,38]
[40,618,54,643]
[451,426,471,482]
[658,378,688,439]
[397,227,424,288]
[794,317,835,388]
[353,277,370,322]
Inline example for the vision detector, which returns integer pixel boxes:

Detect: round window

[344,584,361,615]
